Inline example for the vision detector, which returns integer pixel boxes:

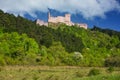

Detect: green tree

[0,31,40,65]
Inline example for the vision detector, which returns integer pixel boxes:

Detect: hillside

[0,9,120,66]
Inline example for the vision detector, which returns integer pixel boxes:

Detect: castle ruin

[36,12,87,29]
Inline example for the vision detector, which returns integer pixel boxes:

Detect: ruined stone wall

[36,19,48,26]
[36,12,88,29]
[48,13,71,25]
[77,23,88,29]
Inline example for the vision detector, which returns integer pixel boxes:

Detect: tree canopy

[0,9,120,66]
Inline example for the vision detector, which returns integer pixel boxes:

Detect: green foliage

[55,27,85,52]
[107,66,114,73]
[0,31,39,65]
[39,42,76,66]
[105,55,120,67]
[91,26,120,39]
[0,56,6,66]
[88,68,101,76]
[0,9,120,66]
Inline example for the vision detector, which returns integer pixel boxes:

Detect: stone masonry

[36,12,87,29]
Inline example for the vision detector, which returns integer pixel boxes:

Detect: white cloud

[0,0,120,19]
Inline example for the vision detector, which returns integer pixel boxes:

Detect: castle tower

[65,14,71,25]
[48,12,51,19]
[48,12,51,23]
[65,14,71,22]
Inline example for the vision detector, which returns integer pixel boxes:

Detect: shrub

[0,32,40,65]
[88,68,100,76]
[107,66,114,73]
[105,55,120,67]
[0,57,6,66]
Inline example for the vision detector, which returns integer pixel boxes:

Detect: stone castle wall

[36,12,87,29]
[36,19,48,26]
[48,13,71,25]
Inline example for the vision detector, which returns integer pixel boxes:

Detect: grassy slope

[0,66,119,80]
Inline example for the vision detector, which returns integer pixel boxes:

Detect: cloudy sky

[0,0,120,31]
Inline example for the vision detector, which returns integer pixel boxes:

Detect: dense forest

[0,9,120,66]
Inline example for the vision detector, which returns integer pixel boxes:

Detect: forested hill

[0,9,120,67]
[91,26,120,39]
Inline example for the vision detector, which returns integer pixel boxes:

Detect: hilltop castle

[36,12,87,29]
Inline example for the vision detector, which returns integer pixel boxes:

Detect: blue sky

[0,0,120,31]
